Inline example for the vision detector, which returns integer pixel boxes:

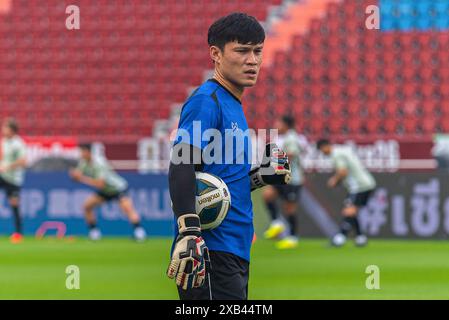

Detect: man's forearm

[4,158,26,170]
[331,174,342,184]
[331,170,347,185]
[169,161,196,218]
[79,176,105,189]
[168,143,202,218]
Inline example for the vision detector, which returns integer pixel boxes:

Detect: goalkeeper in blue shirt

[167,13,291,300]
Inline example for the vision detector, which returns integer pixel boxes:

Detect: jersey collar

[207,78,242,104]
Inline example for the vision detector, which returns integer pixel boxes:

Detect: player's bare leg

[118,196,147,241]
[83,195,104,241]
[118,196,140,223]
[276,201,299,249]
[9,196,23,243]
[263,186,285,239]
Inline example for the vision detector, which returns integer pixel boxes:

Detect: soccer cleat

[354,234,368,247]
[331,233,347,247]
[10,232,23,244]
[276,236,299,249]
[264,220,286,240]
[133,227,147,242]
[88,228,102,241]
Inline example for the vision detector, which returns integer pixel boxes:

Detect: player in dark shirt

[167,13,291,300]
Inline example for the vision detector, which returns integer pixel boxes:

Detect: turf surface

[1,237,449,299]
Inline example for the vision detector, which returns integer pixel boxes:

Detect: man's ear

[209,46,222,64]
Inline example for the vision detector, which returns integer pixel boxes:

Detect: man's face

[1,124,13,138]
[276,119,288,134]
[320,145,332,156]
[212,41,263,88]
[80,148,91,161]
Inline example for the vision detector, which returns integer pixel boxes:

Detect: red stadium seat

[402,117,419,134]
[422,117,438,134]
[383,118,400,134]
[329,118,344,134]
[440,119,449,133]
[366,118,382,135]
[0,0,276,140]
[2,0,448,141]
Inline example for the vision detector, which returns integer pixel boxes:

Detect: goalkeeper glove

[250,143,291,191]
[167,214,210,290]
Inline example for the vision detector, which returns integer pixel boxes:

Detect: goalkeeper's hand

[250,143,291,191]
[167,214,210,290]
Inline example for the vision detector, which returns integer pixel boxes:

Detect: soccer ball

[195,172,231,230]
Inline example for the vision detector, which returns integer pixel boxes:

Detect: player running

[263,115,307,249]
[167,13,291,300]
[316,139,376,247]
[69,143,146,242]
[0,118,27,243]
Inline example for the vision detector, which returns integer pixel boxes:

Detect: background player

[69,143,146,242]
[167,13,291,300]
[263,114,307,249]
[0,118,27,243]
[317,139,376,247]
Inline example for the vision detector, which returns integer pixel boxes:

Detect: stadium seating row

[243,0,449,138]
[0,0,278,140]
[380,0,449,31]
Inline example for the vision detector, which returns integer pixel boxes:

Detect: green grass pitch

[1,236,449,299]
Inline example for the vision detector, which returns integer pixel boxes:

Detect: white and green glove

[167,214,209,290]
[250,143,291,191]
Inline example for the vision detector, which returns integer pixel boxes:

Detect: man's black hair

[79,143,92,151]
[4,118,19,133]
[281,114,295,129]
[208,12,265,50]
[316,139,331,150]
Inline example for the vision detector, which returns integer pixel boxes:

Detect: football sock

[88,223,98,230]
[351,216,362,236]
[340,217,353,236]
[266,201,278,221]
[132,222,142,229]
[340,216,362,236]
[287,214,298,236]
[12,206,22,234]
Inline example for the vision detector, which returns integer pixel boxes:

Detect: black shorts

[274,184,302,203]
[96,188,129,202]
[344,189,375,208]
[177,251,249,300]
[0,176,20,198]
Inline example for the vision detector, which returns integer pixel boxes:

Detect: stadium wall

[3,171,449,240]
[296,172,449,239]
[21,136,445,171]
[0,172,173,237]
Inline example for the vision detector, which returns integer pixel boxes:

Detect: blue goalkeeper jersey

[172,79,253,262]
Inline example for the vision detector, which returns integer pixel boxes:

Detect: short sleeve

[333,152,348,170]
[16,140,27,159]
[284,136,300,156]
[174,94,220,151]
[297,134,308,152]
[95,159,110,179]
